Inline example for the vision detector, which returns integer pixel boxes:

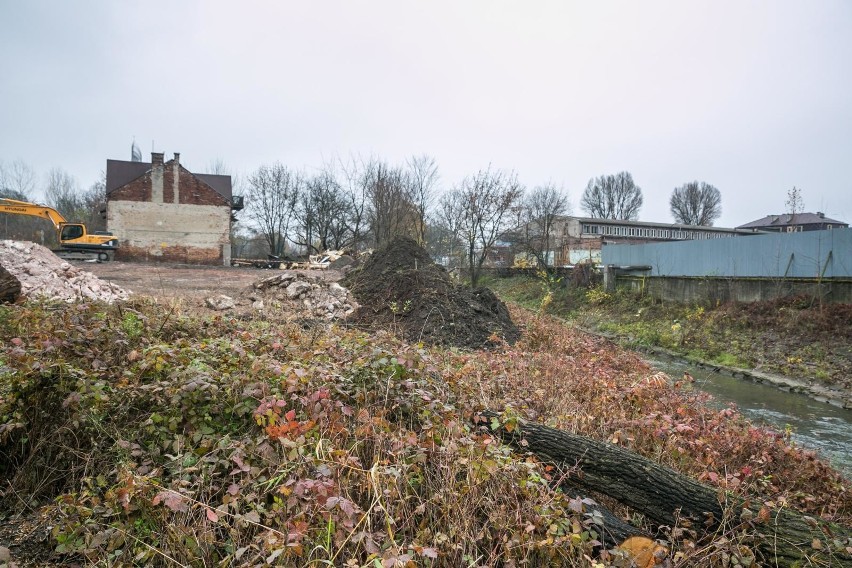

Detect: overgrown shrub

[1,298,848,566]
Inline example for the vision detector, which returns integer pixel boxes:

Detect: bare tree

[231,225,268,259]
[79,173,107,232]
[45,168,84,220]
[338,156,370,251]
[431,191,464,268]
[580,171,642,220]
[0,160,39,240]
[518,183,571,270]
[294,169,351,253]
[364,158,416,247]
[206,158,228,175]
[669,181,722,226]
[445,167,524,287]
[0,160,37,201]
[246,163,300,256]
[785,186,804,217]
[406,154,439,244]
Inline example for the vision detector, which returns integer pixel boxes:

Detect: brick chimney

[173,152,180,204]
[151,152,165,203]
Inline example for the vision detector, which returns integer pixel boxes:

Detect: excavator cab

[60,224,85,241]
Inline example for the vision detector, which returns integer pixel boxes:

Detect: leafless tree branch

[442,167,524,287]
[580,171,642,220]
[669,181,722,226]
[246,163,301,256]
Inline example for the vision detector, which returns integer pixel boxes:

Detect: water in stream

[649,358,852,478]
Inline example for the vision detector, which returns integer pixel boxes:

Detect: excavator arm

[0,198,67,229]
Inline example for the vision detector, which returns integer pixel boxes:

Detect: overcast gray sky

[1,0,850,228]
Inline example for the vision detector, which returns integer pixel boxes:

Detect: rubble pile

[246,273,358,319]
[0,240,129,304]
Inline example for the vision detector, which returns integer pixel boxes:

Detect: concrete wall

[602,228,852,278]
[618,276,852,304]
[107,155,231,265]
[108,201,231,264]
[566,247,602,265]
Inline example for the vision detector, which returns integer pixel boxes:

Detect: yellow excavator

[0,197,118,261]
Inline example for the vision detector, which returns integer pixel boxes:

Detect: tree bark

[559,483,652,546]
[0,262,21,303]
[478,411,852,567]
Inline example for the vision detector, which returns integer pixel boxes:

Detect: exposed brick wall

[163,168,174,204]
[109,160,229,207]
[110,173,152,202]
[166,163,230,206]
[115,243,223,264]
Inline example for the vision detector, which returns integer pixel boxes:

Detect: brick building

[106,152,237,265]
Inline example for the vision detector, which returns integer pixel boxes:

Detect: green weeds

[492,275,852,388]
[0,297,849,566]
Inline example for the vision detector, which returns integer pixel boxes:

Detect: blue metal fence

[601,228,851,278]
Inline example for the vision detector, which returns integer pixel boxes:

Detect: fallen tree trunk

[478,411,852,567]
[560,483,652,547]
[0,262,21,303]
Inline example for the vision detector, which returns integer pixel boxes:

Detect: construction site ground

[0,235,516,350]
[78,260,344,311]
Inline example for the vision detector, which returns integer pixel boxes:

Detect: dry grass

[0,299,848,566]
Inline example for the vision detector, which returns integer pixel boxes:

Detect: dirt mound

[0,240,129,304]
[344,237,519,348]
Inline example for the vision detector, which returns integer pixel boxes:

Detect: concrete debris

[328,282,348,299]
[205,294,235,311]
[283,250,348,270]
[0,240,129,304]
[285,280,313,299]
[308,250,345,268]
[328,255,355,271]
[251,272,358,319]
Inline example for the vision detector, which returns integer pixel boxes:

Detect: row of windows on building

[580,224,737,240]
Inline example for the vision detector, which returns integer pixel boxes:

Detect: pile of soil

[0,240,129,304]
[344,237,519,349]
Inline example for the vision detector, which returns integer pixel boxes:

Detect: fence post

[603,265,616,293]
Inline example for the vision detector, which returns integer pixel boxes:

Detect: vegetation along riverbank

[486,274,852,406]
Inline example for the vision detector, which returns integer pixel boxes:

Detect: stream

[648,358,852,478]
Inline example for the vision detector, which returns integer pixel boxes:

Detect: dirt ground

[74,237,521,351]
[78,260,343,313]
